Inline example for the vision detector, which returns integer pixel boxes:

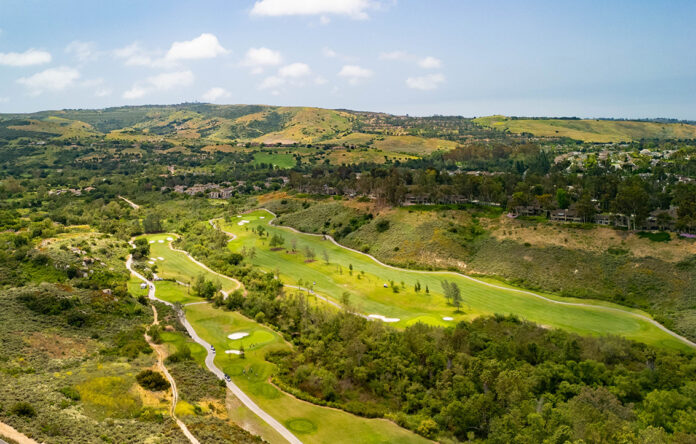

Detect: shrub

[59,386,81,401]
[136,370,170,391]
[375,219,390,232]
[10,401,37,417]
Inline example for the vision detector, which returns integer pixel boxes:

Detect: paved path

[118,195,140,210]
[126,245,302,444]
[144,306,200,444]
[262,209,696,350]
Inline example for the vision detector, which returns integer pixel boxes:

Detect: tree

[142,213,162,233]
[131,237,150,260]
[556,188,571,210]
[322,249,330,264]
[575,192,597,223]
[613,179,650,230]
[341,291,351,307]
[136,370,170,391]
[291,238,297,252]
[269,233,285,248]
[304,246,316,261]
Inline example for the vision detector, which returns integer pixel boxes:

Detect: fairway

[138,233,430,444]
[219,211,693,351]
[141,233,240,294]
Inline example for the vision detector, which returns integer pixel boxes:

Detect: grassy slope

[475,115,696,142]
[142,233,429,444]
[221,211,691,351]
[323,132,458,154]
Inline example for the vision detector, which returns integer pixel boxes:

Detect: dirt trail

[118,195,140,210]
[144,305,200,444]
[0,421,40,444]
[126,246,301,444]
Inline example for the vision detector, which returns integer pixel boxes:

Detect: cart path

[126,244,302,444]
[259,209,696,350]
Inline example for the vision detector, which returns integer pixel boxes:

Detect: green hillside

[475,115,696,142]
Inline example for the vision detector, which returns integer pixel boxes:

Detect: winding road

[261,209,696,350]
[126,244,302,444]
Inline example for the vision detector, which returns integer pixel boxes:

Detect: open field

[475,115,696,142]
[140,234,431,444]
[219,211,693,351]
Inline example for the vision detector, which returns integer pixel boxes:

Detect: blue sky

[1,0,694,118]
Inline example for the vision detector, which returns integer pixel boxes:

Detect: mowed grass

[184,303,429,444]
[220,211,692,351]
[253,151,296,168]
[138,232,428,443]
[140,233,239,294]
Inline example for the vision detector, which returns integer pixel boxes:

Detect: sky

[0,0,694,118]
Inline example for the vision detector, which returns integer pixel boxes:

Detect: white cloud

[379,50,411,61]
[66,41,98,62]
[123,86,147,99]
[381,51,443,69]
[279,62,311,78]
[338,64,373,84]
[0,49,52,66]
[418,56,442,69]
[17,66,80,94]
[320,16,331,25]
[147,71,194,90]
[0,97,9,103]
[241,47,282,73]
[114,42,170,68]
[322,47,338,58]
[259,75,285,90]
[202,87,231,102]
[95,88,112,97]
[406,73,445,90]
[314,76,328,85]
[165,33,227,61]
[251,0,375,19]
[122,70,194,99]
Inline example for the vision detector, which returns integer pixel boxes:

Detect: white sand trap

[149,240,155,244]
[228,332,249,340]
[148,261,155,265]
[442,317,454,321]
[158,240,164,243]
[225,350,241,355]
[368,314,400,323]
[157,257,164,260]
[237,220,250,226]
[259,216,265,219]
[150,257,157,261]
[237,215,242,218]
[166,237,173,241]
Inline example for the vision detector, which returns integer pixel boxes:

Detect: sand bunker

[149,240,155,244]
[228,332,249,340]
[259,216,265,219]
[150,257,157,261]
[157,256,164,260]
[148,261,155,265]
[237,220,250,226]
[237,215,242,218]
[225,350,241,355]
[368,314,400,323]
[166,237,173,241]
[157,240,164,243]
[442,317,454,321]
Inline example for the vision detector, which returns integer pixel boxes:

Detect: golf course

[134,233,430,444]
[217,210,695,352]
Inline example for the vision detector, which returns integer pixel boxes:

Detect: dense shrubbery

[135,370,170,391]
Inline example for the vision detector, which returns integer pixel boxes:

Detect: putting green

[219,210,693,352]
